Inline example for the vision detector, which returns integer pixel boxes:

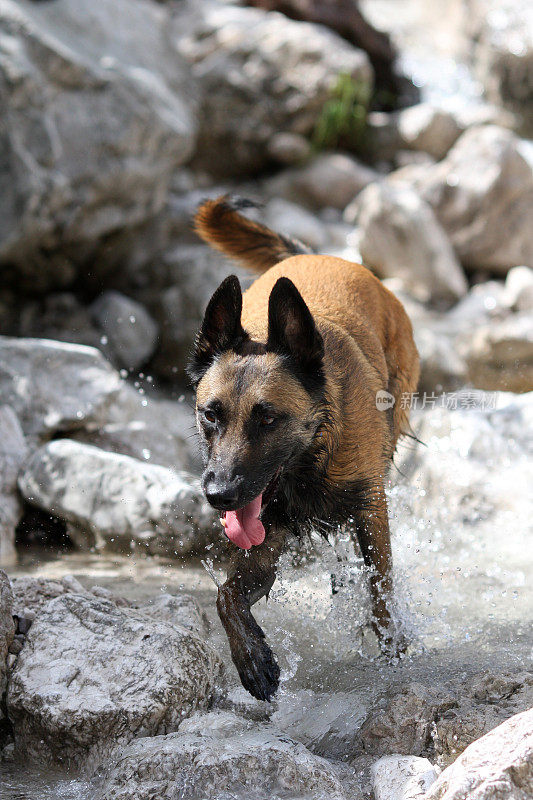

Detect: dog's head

[187,275,326,523]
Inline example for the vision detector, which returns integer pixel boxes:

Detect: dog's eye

[260,414,275,427]
[204,409,217,424]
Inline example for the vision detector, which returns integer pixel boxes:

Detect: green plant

[313,72,371,152]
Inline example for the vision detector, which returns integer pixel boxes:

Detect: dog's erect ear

[267,278,325,394]
[187,275,247,385]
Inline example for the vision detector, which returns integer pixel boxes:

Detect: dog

[188,196,420,701]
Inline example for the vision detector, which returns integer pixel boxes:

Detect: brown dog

[189,196,420,700]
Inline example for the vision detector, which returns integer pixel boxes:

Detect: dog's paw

[231,630,280,702]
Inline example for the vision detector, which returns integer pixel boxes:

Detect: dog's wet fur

[188,195,420,701]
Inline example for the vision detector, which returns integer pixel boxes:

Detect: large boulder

[351,183,468,304]
[18,439,217,556]
[94,710,349,800]
[0,338,122,441]
[7,593,223,765]
[410,125,533,273]
[468,0,533,133]
[0,406,27,566]
[174,1,372,176]
[425,707,533,800]
[395,103,464,161]
[90,291,159,372]
[461,312,533,392]
[0,0,196,289]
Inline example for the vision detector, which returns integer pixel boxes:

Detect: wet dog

[188,196,420,700]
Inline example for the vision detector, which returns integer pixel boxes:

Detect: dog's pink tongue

[224,494,265,550]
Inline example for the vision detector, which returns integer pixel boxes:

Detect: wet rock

[15,294,103,350]
[10,575,87,618]
[432,672,533,765]
[90,292,159,371]
[138,593,209,639]
[461,312,533,392]
[425,707,533,800]
[18,439,217,557]
[175,1,372,176]
[0,571,15,722]
[395,104,464,161]
[360,683,455,757]
[371,755,439,800]
[351,183,468,304]
[266,153,378,210]
[0,0,197,289]
[413,326,467,394]
[468,0,533,133]
[7,594,222,765]
[412,125,533,273]
[0,407,28,566]
[0,338,122,441]
[502,265,533,312]
[95,710,349,800]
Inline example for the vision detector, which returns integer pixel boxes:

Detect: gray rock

[371,755,439,800]
[266,153,377,211]
[69,382,200,473]
[352,183,468,304]
[461,312,533,392]
[411,125,533,273]
[7,594,222,765]
[0,337,123,441]
[267,132,312,165]
[425,707,533,800]
[15,293,103,350]
[395,104,464,161]
[175,1,372,176]
[95,710,349,800]
[0,570,15,723]
[90,291,159,371]
[0,407,28,566]
[18,439,217,557]
[138,593,209,639]
[0,0,197,288]
[502,265,533,312]
[468,0,533,133]
[10,575,88,618]
[264,198,327,252]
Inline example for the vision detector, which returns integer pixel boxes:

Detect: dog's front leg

[217,525,286,701]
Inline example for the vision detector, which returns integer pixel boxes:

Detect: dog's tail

[194,195,312,274]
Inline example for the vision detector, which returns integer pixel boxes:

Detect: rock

[411,125,533,273]
[267,132,312,165]
[468,0,533,133]
[14,293,103,350]
[90,291,159,371]
[360,683,455,757]
[10,575,87,618]
[69,382,200,473]
[266,153,378,211]
[0,571,15,722]
[425,707,533,800]
[371,755,439,800]
[264,199,327,251]
[351,183,468,304]
[413,327,467,393]
[0,338,123,441]
[395,104,464,161]
[502,265,533,312]
[0,407,28,566]
[138,593,209,639]
[175,1,372,176]
[18,439,217,556]
[7,594,222,765]
[0,0,197,289]
[461,312,533,392]
[95,709,349,800]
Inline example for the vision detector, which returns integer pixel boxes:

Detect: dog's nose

[204,478,241,510]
